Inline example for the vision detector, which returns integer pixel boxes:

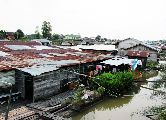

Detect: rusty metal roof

[0,42,112,75]
[127,50,149,58]
[0,41,41,46]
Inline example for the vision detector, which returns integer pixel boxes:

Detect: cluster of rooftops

[0,41,113,76]
[0,39,154,76]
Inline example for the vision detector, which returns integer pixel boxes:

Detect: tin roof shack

[16,58,110,102]
[79,44,118,55]
[126,51,149,69]
[16,59,81,102]
[117,38,160,61]
[0,41,112,102]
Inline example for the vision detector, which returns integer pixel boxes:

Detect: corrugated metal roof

[33,45,56,50]
[0,41,41,46]
[58,45,117,51]
[0,42,112,75]
[17,59,80,76]
[5,45,33,50]
[78,44,116,51]
[32,39,51,43]
[127,50,149,58]
[0,51,9,57]
[101,56,133,66]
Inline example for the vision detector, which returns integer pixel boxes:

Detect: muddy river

[71,71,166,120]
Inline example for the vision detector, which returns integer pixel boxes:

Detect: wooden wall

[33,66,79,101]
[15,63,96,101]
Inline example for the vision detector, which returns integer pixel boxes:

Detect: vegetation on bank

[72,71,134,108]
[160,52,166,61]
[146,60,158,69]
[145,106,166,120]
[144,70,166,120]
[159,110,166,120]
[93,71,134,95]
[71,85,105,108]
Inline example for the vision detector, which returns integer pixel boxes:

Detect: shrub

[72,86,84,105]
[159,110,166,120]
[146,60,158,68]
[93,71,134,95]
[97,86,105,95]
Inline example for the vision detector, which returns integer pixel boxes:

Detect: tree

[0,30,6,39]
[52,34,60,40]
[14,29,24,39]
[51,34,61,45]
[95,35,101,41]
[34,26,41,39]
[41,21,52,39]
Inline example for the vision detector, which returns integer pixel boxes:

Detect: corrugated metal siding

[33,71,60,100]
[15,70,25,98]
[33,67,78,101]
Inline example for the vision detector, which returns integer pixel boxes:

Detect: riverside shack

[0,41,112,102]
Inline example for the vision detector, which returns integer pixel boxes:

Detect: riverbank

[1,69,165,120]
[70,70,166,120]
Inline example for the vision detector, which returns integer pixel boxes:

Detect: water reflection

[72,96,133,120]
[72,71,166,120]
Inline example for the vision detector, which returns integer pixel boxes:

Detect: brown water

[71,71,166,120]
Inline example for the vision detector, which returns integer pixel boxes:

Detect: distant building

[79,44,118,55]
[161,46,166,52]
[31,39,52,46]
[27,34,38,40]
[6,32,15,40]
[117,38,160,61]
[81,37,95,45]
[61,41,74,46]
[64,34,81,41]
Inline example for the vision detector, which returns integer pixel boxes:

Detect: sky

[0,0,166,40]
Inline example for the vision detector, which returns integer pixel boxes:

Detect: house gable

[118,38,141,50]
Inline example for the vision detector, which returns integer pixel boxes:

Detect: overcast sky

[0,0,166,40]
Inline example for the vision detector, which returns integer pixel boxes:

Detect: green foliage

[41,21,52,40]
[95,35,101,41]
[159,110,166,120]
[72,86,84,105]
[97,86,105,95]
[52,34,60,40]
[146,106,166,120]
[20,36,29,41]
[146,60,158,68]
[93,71,134,95]
[51,34,61,45]
[34,26,41,39]
[15,29,24,39]
[0,30,6,39]
[35,32,41,39]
